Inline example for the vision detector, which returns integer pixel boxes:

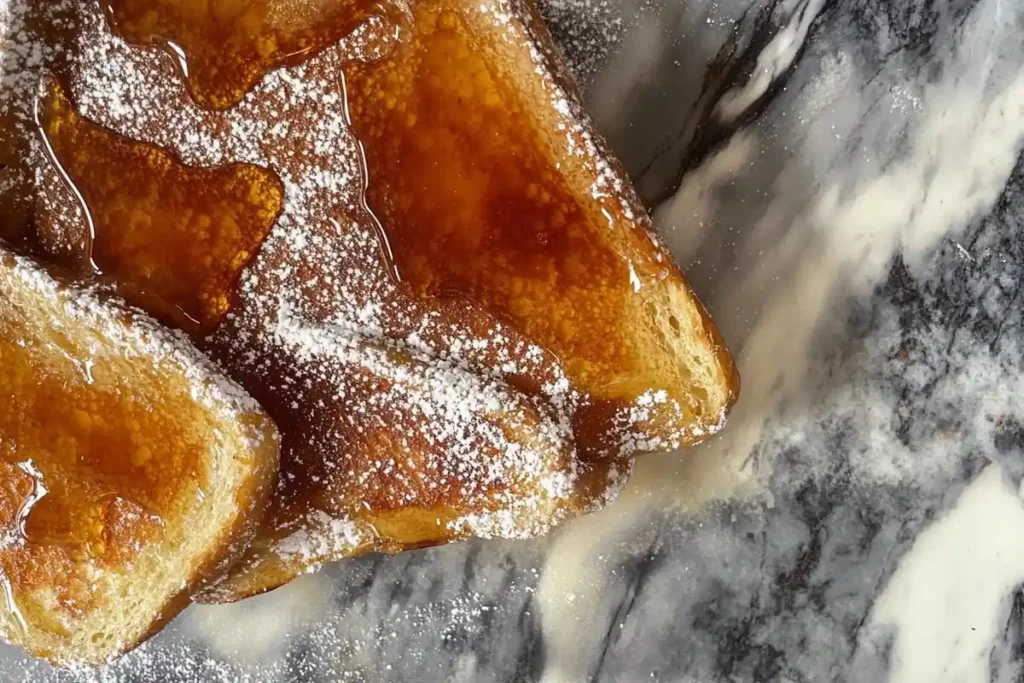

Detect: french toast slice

[0,250,278,666]
[91,0,737,453]
[1,0,737,609]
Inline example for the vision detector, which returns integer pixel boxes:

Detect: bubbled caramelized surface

[0,266,216,623]
[40,82,283,332]
[346,0,667,395]
[101,0,398,109]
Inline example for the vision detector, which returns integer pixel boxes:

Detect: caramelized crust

[0,0,737,610]
[40,82,283,332]
[101,0,401,109]
[346,0,666,397]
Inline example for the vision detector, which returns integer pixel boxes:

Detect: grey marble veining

[2,0,1024,680]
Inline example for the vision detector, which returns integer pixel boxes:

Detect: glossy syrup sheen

[39,82,284,332]
[0,0,671,583]
[101,0,403,110]
[93,0,670,398]
[0,330,201,567]
[344,0,668,396]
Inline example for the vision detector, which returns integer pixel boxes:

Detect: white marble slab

[2,0,1023,680]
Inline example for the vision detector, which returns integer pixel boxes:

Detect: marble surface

[4,0,1024,680]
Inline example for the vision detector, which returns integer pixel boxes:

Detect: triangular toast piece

[87,0,738,452]
[344,0,739,455]
[0,250,278,666]
[1,0,737,608]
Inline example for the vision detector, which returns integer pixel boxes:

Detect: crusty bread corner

[0,251,279,668]
[470,0,738,446]
[631,277,740,447]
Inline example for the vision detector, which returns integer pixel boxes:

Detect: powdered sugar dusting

[0,0,677,604]
[0,252,269,433]
[270,295,578,509]
[274,510,363,564]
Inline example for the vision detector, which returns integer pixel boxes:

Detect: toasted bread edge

[0,252,279,668]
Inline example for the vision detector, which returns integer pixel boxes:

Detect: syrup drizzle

[0,328,204,560]
[100,0,410,109]
[343,0,670,397]
[37,80,284,332]
[0,0,696,605]
[13,461,48,544]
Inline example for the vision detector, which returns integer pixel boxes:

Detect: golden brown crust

[1,0,738,622]
[200,454,630,604]
[191,416,280,589]
[198,0,738,602]
[0,252,279,666]
[686,294,742,445]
